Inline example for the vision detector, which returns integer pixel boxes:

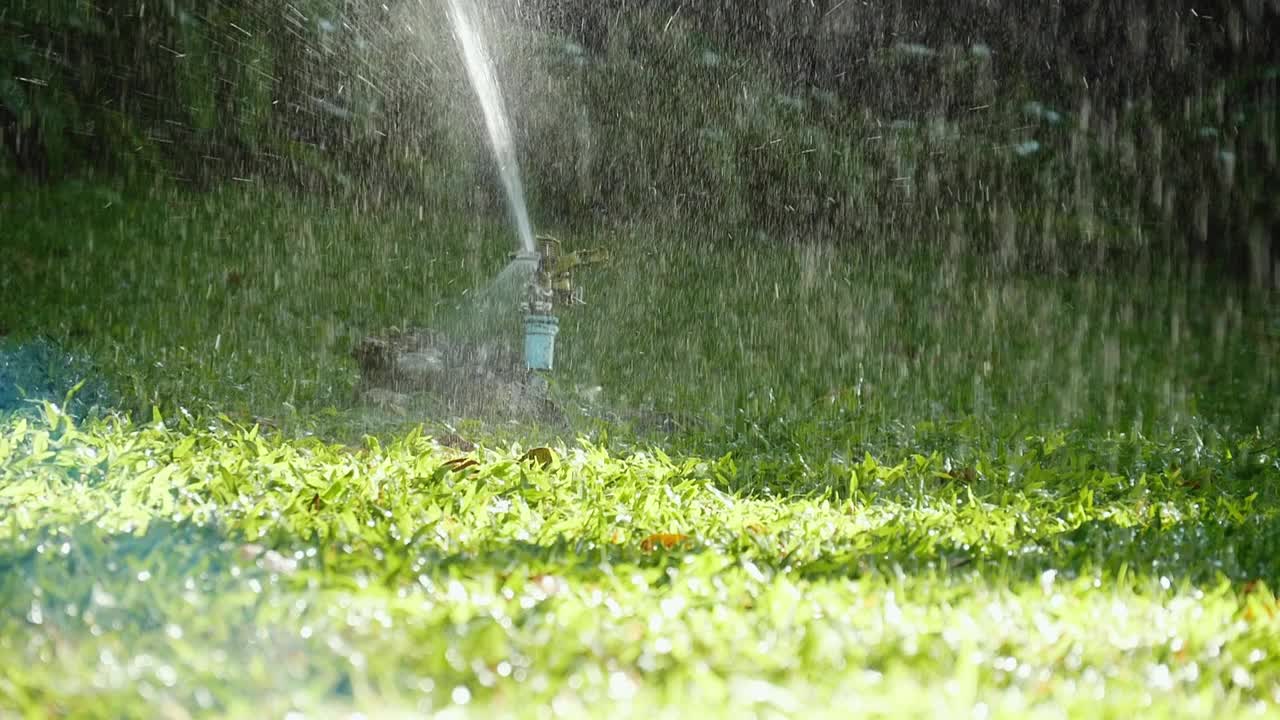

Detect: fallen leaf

[746,523,767,535]
[442,457,480,472]
[520,447,555,468]
[640,533,689,552]
[1242,603,1277,623]
[1240,580,1277,622]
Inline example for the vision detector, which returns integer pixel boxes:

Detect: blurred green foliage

[0,1,1276,282]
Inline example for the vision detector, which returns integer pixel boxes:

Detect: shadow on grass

[793,514,1280,588]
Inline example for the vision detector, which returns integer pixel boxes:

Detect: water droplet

[1013,140,1042,157]
[608,671,638,700]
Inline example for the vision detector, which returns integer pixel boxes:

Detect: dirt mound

[352,327,554,420]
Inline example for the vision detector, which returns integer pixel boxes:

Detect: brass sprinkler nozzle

[531,234,609,308]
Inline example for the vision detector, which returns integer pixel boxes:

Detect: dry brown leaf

[442,457,480,472]
[520,447,555,468]
[640,533,689,552]
[1240,580,1278,622]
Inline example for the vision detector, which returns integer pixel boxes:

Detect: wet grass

[1,180,1279,717]
[0,180,521,424]
[2,401,1279,718]
[3,181,1275,439]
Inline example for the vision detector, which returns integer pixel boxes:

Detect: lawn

[1,180,1279,718]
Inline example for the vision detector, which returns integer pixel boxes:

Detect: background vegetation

[3,0,1277,284]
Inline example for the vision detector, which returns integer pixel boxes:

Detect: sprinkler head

[517,244,553,315]
[529,235,608,308]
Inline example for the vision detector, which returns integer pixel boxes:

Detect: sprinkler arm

[547,247,610,273]
[546,248,608,305]
[521,236,608,308]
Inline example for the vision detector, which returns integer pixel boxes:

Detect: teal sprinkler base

[523,314,559,371]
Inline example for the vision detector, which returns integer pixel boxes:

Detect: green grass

[2,181,1274,437]
[2,400,1279,718]
[1,179,1279,717]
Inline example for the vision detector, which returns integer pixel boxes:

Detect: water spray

[445,0,536,255]
[350,1,612,417]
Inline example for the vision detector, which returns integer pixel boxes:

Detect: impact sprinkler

[520,235,608,373]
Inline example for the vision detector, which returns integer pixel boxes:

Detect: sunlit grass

[2,180,1279,717]
[1,402,1278,718]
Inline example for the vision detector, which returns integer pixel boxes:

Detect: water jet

[352,2,606,419]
